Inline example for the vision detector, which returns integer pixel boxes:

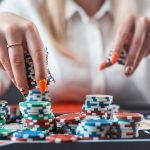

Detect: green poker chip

[0,112,6,116]
[0,119,6,126]
[22,113,54,120]
[0,128,14,138]
[19,101,50,107]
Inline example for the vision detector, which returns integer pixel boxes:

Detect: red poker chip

[46,134,78,143]
[56,112,86,124]
[25,119,55,124]
[10,136,36,142]
[80,136,110,140]
[111,131,136,136]
[25,120,55,127]
[113,113,143,121]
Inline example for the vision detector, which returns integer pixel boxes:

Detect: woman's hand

[0,12,47,95]
[100,14,150,76]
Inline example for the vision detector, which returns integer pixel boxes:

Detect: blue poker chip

[81,118,112,127]
[13,129,46,139]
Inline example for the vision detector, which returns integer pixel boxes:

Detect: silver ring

[7,43,22,48]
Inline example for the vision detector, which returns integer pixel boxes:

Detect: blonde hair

[33,0,137,60]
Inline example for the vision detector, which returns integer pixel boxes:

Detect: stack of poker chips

[19,101,55,132]
[10,106,22,124]
[76,117,112,139]
[11,129,47,141]
[82,95,113,119]
[110,112,143,139]
[0,100,11,123]
[108,49,128,65]
[107,104,120,119]
[26,89,51,102]
[56,112,86,135]
[0,112,6,126]
[24,48,54,90]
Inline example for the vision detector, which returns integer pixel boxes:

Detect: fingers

[0,37,16,84]
[5,27,29,95]
[24,22,47,91]
[142,34,150,57]
[99,15,135,71]
[124,17,149,76]
[112,15,135,64]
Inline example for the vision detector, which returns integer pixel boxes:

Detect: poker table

[0,130,150,150]
[0,103,150,150]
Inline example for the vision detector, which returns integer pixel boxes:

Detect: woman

[0,0,150,108]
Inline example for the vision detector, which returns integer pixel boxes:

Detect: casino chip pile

[24,48,54,90]
[108,49,128,65]
[76,117,112,139]
[110,113,143,139]
[26,89,51,102]
[82,95,113,118]
[19,101,55,132]
[0,101,11,123]
[56,112,86,135]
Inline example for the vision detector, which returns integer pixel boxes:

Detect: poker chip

[0,100,11,123]
[108,49,128,65]
[46,134,78,143]
[13,129,46,140]
[24,49,54,90]
[26,89,51,102]
[76,117,112,139]
[109,112,143,139]
[19,100,55,132]
[113,113,143,122]
[19,101,50,107]
[10,136,35,142]
[56,112,86,125]
[0,128,14,139]
[82,95,113,118]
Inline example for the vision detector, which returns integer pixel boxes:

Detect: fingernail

[38,79,47,93]
[19,88,28,97]
[112,52,119,64]
[99,63,106,70]
[125,66,133,76]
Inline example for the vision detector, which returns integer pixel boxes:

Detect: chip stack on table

[76,117,112,139]
[10,106,22,124]
[24,48,54,90]
[19,101,55,133]
[56,112,86,134]
[110,112,143,139]
[26,89,51,102]
[108,49,128,65]
[0,112,6,126]
[11,129,47,142]
[82,95,113,119]
[0,101,11,123]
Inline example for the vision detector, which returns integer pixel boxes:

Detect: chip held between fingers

[38,79,47,93]
[111,52,119,64]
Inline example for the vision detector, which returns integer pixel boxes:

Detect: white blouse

[0,0,150,107]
